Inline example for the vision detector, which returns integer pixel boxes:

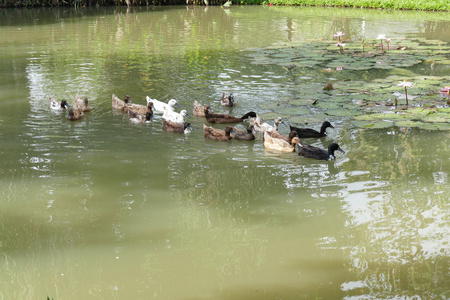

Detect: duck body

[264,130,298,144]
[231,124,256,141]
[163,109,191,123]
[163,119,193,134]
[126,101,153,115]
[220,92,236,107]
[112,94,132,110]
[67,108,84,121]
[50,97,69,111]
[251,116,286,133]
[204,106,257,124]
[263,131,299,153]
[73,95,91,112]
[289,121,334,138]
[203,124,235,141]
[192,100,206,117]
[146,96,180,113]
[297,142,345,160]
[128,110,155,124]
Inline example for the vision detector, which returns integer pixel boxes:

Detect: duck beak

[175,103,181,108]
[189,124,194,131]
[186,113,191,118]
[338,147,345,154]
[281,120,287,127]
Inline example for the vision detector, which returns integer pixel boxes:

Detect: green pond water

[0,5,449,300]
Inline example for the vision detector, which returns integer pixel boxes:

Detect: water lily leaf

[325,109,362,117]
[288,99,317,106]
[275,107,311,115]
[260,102,282,110]
[353,120,393,129]
[259,112,290,120]
[289,116,329,125]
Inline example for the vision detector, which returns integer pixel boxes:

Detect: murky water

[0,5,449,300]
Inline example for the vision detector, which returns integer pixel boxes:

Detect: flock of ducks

[49,92,345,161]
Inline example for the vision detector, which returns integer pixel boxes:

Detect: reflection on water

[0,5,449,300]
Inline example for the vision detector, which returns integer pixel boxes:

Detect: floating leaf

[353,120,393,129]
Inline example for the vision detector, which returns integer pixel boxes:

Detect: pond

[0,5,449,300]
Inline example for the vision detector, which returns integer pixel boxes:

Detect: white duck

[162,109,191,123]
[49,97,69,111]
[251,115,286,133]
[146,96,180,113]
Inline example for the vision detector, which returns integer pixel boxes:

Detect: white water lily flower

[334,31,345,37]
[377,34,386,40]
[398,80,413,88]
[336,42,346,47]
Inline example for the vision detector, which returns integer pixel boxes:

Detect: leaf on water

[353,120,393,129]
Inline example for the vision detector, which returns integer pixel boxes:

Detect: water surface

[0,5,449,300]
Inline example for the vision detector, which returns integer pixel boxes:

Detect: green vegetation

[247,0,450,11]
[246,36,450,131]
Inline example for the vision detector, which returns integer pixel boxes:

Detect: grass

[236,0,450,11]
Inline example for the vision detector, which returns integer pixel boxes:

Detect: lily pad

[353,120,393,129]
[326,109,362,117]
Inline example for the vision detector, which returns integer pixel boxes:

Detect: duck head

[291,137,300,147]
[227,93,235,107]
[275,117,287,127]
[145,111,156,121]
[168,99,180,108]
[180,110,191,118]
[61,99,69,109]
[124,95,132,104]
[328,143,345,159]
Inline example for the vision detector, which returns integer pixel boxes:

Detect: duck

[73,95,92,112]
[163,109,191,123]
[263,130,300,153]
[265,130,298,144]
[146,96,180,113]
[220,92,236,107]
[250,115,286,133]
[112,94,132,110]
[289,121,334,138]
[49,97,69,111]
[203,124,235,141]
[125,101,154,115]
[204,105,257,124]
[192,100,206,117]
[162,119,193,134]
[128,110,155,124]
[231,124,256,141]
[67,108,84,121]
[297,142,345,160]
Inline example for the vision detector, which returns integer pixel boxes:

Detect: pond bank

[2,0,449,11]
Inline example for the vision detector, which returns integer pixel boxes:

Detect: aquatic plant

[385,38,391,50]
[440,86,450,97]
[336,42,345,54]
[333,31,345,42]
[398,80,414,105]
[377,34,386,50]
